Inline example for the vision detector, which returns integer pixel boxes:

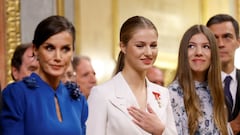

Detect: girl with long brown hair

[168,24,229,135]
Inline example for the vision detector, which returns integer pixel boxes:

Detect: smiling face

[121,28,158,72]
[35,31,73,84]
[188,33,211,78]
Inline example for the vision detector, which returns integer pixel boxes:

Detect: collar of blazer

[108,73,155,135]
[109,73,164,118]
[109,72,138,115]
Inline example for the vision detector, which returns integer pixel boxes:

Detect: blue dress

[168,80,220,135]
[0,73,88,135]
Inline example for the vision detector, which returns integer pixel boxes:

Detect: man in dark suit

[207,14,240,134]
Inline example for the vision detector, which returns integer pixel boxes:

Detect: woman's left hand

[127,104,165,135]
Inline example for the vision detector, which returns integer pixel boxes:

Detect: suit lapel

[108,73,150,135]
[232,69,240,120]
[109,73,138,117]
[110,77,164,117]
[109,97,130,116]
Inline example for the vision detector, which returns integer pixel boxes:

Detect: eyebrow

[43,42,72,47]
[214,32,233,37]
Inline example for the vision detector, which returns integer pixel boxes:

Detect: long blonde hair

[174,25,228,135]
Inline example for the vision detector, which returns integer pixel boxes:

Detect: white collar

[221,68,237,82]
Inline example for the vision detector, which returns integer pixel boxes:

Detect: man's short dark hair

[11,43,33,80]
[206,14,239,38]
[11,43,33,70]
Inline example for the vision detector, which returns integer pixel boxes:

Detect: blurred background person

[147,66,165,86]
[61,60,76,83]
[72,55,97,98]
[11,43,39,81]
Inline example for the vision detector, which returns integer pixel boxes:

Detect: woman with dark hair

[0,15,88,135]
[168,25,230,135]
[86,16,177,135]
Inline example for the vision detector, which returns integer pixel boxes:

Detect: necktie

[224,76,233,111]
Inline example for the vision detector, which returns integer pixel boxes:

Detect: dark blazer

[229,69,240,121]
[225,69,240,134]
[235,69,240,135]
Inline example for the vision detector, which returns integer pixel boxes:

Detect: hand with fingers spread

[127,104,165,135]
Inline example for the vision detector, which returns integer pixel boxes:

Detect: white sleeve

[86,87,107,135]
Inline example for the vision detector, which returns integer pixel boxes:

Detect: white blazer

[86,72,177,135]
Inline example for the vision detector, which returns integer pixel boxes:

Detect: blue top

[168,80,220,135]
[0,73,88,135]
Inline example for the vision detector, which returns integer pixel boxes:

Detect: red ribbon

[152,91,160,100]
